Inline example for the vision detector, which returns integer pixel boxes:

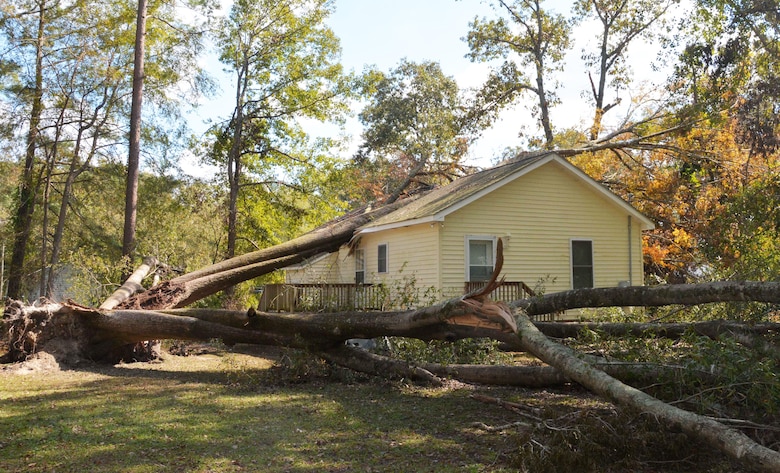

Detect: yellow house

[270,153,655,315]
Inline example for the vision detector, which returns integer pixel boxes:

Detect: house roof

[358,152,655,234]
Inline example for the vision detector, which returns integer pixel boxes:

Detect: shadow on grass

[0,347,522,473]
[0,343,753,473]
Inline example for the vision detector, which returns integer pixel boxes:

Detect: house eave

[282,252,331,270]
[357,215,445,234]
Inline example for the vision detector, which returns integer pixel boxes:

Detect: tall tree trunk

[225,55,251,262]
[122,0,148,264]
[7,0,46,299]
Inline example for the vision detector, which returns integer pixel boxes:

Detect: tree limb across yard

[3,281,780,470]
[3,215,780,471]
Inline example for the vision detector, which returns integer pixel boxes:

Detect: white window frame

[570,239,594,289]
[355,248,365,284]
[377,243,389,274]
[465,235,497,282]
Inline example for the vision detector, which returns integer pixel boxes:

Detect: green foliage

[569,325,780,421]
[358,60,467,162]
[33,164,225,305]
[705,174,780,281]
[383,337,513,366]
[372,270,441,311]
[208,0,354,262]
[351,59,474,203]
[0,0,213,299]
[465,0,571,146]
[677,331,780,417]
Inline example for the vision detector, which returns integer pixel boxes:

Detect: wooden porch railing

[463,280,536,301]
[259,281,557,321]
[463,281,557,322]
[259,283,385,312]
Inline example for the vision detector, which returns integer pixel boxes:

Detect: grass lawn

[0,344,750,472]
[0,345,530,472]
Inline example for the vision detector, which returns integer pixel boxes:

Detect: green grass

[0,345,757,472]
[0,348,524,473]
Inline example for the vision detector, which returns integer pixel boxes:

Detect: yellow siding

[285,222,442,299]
[357,223,440,290]
[440,160,645,298]
[285,249,353,284]
[286,159,647,316]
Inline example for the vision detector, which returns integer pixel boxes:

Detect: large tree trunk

[3,282,780,470]
[7,0,47,299]
[122,0,148,263]
[120,198,412,309]
[514,281,780,314]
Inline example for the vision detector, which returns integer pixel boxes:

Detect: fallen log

[512,310,780,472]
[4,281,780,471]
[513,281,780,315]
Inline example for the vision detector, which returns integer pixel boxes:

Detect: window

[377,244,388,273]
[571,240,594,289]
[467,237,495,282]
[355,249,365,284]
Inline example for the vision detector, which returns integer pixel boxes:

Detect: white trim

[570,238,594,289]
[358,215,443,234]
[283,252,331,270]
[355,248,365,284]
[377,242,389,274]
[465,235,497,282]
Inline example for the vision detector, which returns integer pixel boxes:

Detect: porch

[258,281,554,320]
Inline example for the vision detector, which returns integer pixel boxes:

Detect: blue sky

[323,0,674,165]
[184,0,675,175]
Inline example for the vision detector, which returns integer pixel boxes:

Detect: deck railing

[463,280,536,302]
[463,281,557,322]
[259,280,554,319]
[259,283,385,312]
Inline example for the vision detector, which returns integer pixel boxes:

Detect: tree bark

[8,0,47,299]
[513,281,780,315]
[533,319,780,340]
[100,256,158,310]
[120,198,412,309]
[122,0,148,264]
[512,311,780,472]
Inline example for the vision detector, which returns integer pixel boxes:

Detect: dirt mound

[1,351,62,374]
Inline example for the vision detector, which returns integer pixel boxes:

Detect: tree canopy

[1,1,780,470]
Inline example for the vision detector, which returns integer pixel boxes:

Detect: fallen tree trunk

[512,311,780,472]
[514,281,780,315]
[100,256,158,310]
[534,319,780,340]
[4,281,780,471]
[120,199,412,310]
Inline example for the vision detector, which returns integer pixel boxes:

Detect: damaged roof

[358,152,655,234]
